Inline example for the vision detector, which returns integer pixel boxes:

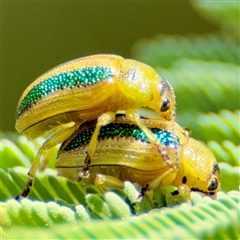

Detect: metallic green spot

[64,123,180,151]
[17,66,113,118]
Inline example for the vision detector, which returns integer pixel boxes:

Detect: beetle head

[147,76,176,121]
[177,138,220,195]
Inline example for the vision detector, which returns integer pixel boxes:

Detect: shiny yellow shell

[56,116,220,195]
[16,54,175,139]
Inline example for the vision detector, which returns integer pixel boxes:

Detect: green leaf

[2,191,239,239]
[86,194,112,219]
[104,192,131,219]
[191,1,239,36]
[177,110,239,144]
[132,34,239,68]
[208,141,239,167]
[0,139,31,170]
[218,163,240,192]
[158,61,239,114]
[75,204,90,221]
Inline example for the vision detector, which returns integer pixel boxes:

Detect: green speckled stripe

[64,123,180,151]
[17,66,113,118]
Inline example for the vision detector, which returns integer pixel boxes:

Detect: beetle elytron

[56,115,220,196]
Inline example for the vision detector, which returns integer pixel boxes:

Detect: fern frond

[218,163,240,192]
[132,35,239,68]
[178,109,239,144]
[2,190,239,239]
[191,1,239,36]
[158,61,239,114]
[208,141,239,166]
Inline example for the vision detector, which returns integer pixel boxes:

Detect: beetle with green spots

[56,115,220,197]
[15,54,176,198]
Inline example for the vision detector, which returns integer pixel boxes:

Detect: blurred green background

[2,1,220,131]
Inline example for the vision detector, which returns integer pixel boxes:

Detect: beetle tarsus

[78,166,90,181]
[137,184,149,201]
[15,179,33,199]
[78,153,92,181]
[84,153,92,165]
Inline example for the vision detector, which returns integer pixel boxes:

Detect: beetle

[15,54,176,197]
[56,115,220,196]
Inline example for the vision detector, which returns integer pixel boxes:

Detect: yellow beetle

[15,54,176,197]
[56,115,220,196]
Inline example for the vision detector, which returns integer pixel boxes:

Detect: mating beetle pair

[15,54,220,198]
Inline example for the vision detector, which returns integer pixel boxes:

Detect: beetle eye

[161,99,170,112]
[208,176,219,191]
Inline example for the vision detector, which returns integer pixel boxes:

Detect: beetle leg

[177,184,191,196]
[149,168,175,190]
[137,184,149,201]
[94,174,124,192]
[78,112,116,180]
[136,168,176,201]
[171,184,191,204]
[16,121,77,199]
[126,109,174,165]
